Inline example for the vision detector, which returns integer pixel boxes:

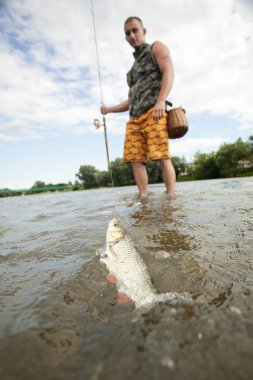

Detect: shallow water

[0,178,253,380]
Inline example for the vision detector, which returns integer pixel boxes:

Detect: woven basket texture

[167,107,189,139]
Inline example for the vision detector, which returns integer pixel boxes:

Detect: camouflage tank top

[127,42,162,117]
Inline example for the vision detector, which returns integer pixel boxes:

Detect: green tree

[247,135,253,162]
[73,180,82,190]
[216,139,251,177]
[171,156,187,178]
[32,181,46,188]
[146,156,188,182]
[192,152,220,180]
[96,170,112,187]
[76,165,97,188]
[146,160,163,183]
[110,158,134,186]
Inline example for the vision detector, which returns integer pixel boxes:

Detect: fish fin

[108,243,118,258]
[106,273,117,284]
[100,257,108,265]
[117,292,133,305]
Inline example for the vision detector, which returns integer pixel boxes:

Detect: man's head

[124,17,146,49]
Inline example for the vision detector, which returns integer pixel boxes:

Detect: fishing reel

[93,118,105,130]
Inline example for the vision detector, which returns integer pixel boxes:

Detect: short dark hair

[124,17,143,26]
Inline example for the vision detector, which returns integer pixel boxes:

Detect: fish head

[106,218,125,242]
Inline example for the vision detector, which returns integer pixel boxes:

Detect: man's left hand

[152,100,165,121]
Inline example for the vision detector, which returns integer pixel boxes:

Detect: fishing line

[90,0,114,187]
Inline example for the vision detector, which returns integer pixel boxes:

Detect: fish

[99,218,192,309]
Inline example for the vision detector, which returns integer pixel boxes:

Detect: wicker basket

[166,107,189,139]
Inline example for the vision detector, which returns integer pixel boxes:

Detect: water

[0,178,253,380]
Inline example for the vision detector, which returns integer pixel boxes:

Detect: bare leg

[160,158,176,194]
[132,163,148,196]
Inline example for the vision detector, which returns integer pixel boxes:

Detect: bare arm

[151,41,175,120]
[100,99,130,115]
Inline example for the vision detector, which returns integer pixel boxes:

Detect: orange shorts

[123,107,170,163]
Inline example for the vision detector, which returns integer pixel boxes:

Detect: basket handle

[165,100,173,108]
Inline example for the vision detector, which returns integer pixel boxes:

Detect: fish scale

[100,218,192,309]
[108,236,157,303]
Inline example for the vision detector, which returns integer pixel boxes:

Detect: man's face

[124,19,146,48]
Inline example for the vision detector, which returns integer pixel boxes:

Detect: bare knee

[160,158,171,168]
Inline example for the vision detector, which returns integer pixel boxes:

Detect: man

[100,16,176,196]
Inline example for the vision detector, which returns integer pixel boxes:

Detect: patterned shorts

[123,107,170,163]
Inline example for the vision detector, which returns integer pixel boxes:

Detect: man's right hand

[100,104,109,115]
[100,99,130,115]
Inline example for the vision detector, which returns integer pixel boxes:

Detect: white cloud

[171,136,226,160]
[168,0,253,121]
[238,122,253,131]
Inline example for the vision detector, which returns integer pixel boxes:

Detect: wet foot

[138,193,148,198]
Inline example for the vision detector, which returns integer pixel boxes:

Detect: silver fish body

[100,218,191,309]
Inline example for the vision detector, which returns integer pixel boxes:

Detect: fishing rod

[91,0,114,187]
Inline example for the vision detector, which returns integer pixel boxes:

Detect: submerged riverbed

[0,178,253,380]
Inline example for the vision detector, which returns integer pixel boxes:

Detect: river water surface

[0,178,253,380]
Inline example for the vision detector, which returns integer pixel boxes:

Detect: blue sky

[0,0,253,189]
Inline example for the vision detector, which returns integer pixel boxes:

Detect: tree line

[76,136,253,188]
[1,136,252,197]
[188,136,253,180]
[76,157,186,188]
